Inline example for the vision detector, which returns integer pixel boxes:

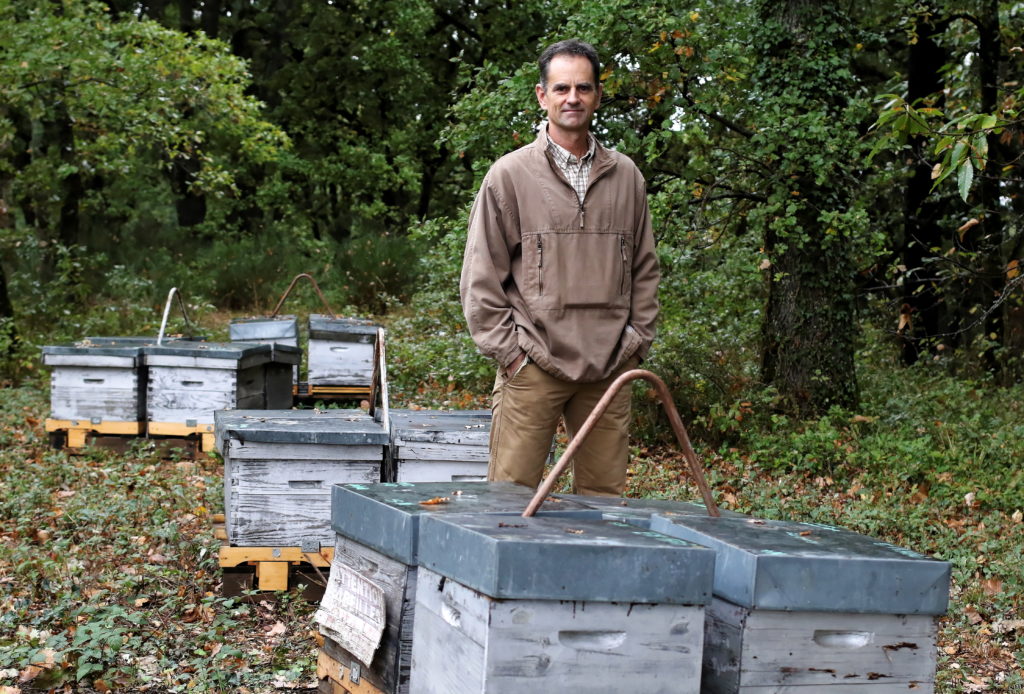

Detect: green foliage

[0,388,318,692]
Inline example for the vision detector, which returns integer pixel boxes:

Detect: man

[460,39,659,496]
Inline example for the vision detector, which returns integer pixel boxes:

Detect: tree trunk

[900,9,951,364]
[757,0,859,415]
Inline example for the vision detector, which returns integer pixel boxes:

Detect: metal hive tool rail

[523,368,721,518]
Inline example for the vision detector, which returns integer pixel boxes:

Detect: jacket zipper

[619,235,628,294]
[578,200,585,228]
[537,237,544,295]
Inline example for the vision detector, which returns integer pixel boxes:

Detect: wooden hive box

[214,409,388,548]
[307,315,378,389]
[385,409,491,483]
[143,341,297,434]
[649,515,952,693]
[42,339,148,429]
[318,482,596,694]
[230,315,301,386]
[411,513,715,694]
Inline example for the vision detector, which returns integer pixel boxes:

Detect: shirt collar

[544,125,596,165]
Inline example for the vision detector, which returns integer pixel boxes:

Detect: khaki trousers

[488,358,638,496]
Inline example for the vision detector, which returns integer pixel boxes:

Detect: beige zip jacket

[460,128,659,383]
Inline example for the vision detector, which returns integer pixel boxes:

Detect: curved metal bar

[522,368,720,518]
[156,287,193,346]
[270,273,336,318]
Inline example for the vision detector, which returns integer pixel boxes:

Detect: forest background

[1,0,1023,692]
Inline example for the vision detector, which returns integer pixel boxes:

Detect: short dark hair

[538,39,601,88]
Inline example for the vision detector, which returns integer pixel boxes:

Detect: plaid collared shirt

[546,129,596,204]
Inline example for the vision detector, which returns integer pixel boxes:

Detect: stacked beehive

[229,315,300,385]
[307,315,379,398]
[650,514,951,693]
[144,341,300,449]
[214,409,389,591]
[317,482,600,694]
[385,410,491,483]
[317,482,721,694]
[42,337,150,446]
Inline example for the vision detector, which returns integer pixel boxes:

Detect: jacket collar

[531,123,616,181]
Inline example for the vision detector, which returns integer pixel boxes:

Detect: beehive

[230,315,300,386]
[307,315,378,390]
[42,338,148,431]
[214,409,387,548]
[649,515,951,693]
[319,482,595,694]
[385,410,491,483]
[411,513,715,694]
[143,341,299,434]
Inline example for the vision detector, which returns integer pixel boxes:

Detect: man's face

[536,54,602,137]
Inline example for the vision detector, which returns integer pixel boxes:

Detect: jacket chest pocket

[522,231,631,311]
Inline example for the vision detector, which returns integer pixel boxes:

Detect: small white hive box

[143,341,299,438]
[649,514,952,693]
[42,337,150,434]
[214,409,389,548]
[410,513,716,694]
[229,315,301,387]
[307,315,378,392]
[318,482,596,694]
[385,409,491,483]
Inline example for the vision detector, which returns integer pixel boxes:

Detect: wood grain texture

[701,597,937,693]
[308,339,375,386]
[324,537,418,694]
[410,567,704,694]
[225,460,381,547]
[393,460,488,483]
[49,366,144,421]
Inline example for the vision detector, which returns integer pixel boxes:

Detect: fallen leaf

[419,497,450,506]
[799,530,813,537]
[17,666,41,683]
[0,686,22,694]
[266,621,286,636]
[497,522,525,528]
[1011,509,1023,523]
[965,606,983,624]
[564,528,585,535]
[981,578,1003,596]
[957,218,980,234]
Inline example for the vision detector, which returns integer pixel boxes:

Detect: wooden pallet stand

[148,420,216,453]
[318,646,387,694]
[214,513,335,594]
[45,418,144,449]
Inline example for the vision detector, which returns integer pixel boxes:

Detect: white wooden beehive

[649,515,952,693]
[214,409,387,548]
[230,315,301,386]
[307,315,378,388]
[322,482,598,694]
[410,514,716,694]
[386,410,491,483]
[43,341,146,425]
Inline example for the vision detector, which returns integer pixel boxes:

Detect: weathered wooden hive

[229,315,300,385]
[143,341,300,437]
[42,338,149,433]
[214,409,388,548]
[385,409,491,483]
[410,513,716,694]
[307,315,378,392]
[318,482,595,694]
[649,514,952,693]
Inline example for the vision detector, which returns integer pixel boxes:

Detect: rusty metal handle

[523,369,720,518]
[270,273,336,318]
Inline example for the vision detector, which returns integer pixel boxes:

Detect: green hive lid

[418,513,716,604]
[330,481,598,565]
[649,515,951,614]
[214,409,388,447]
